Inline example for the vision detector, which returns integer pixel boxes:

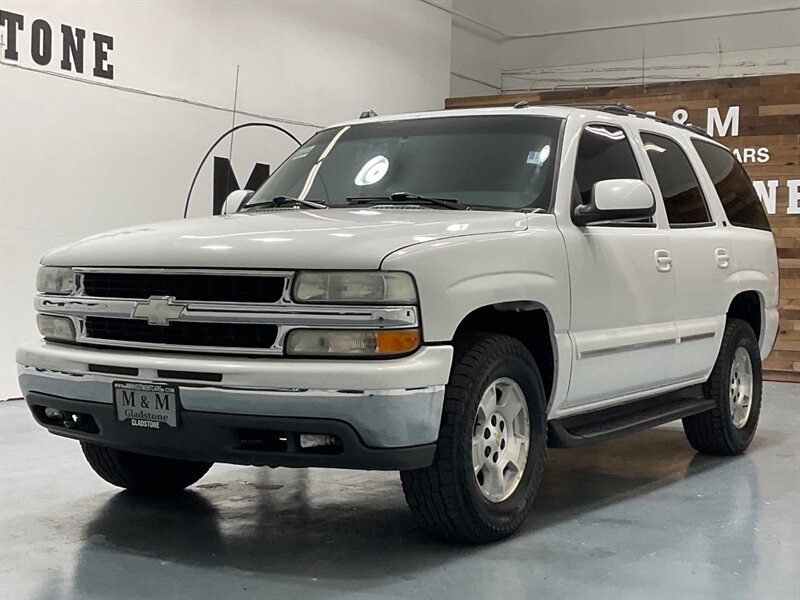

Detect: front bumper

[17,340,453,469]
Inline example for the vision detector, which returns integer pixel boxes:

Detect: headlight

[292,271,417,304]
[36,267,75,295]
[285,328,420,357]
[36,315,76,342]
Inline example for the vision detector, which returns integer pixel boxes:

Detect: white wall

[449,0,503,97]
[448,0,800,95]
[450,21,501,97]
[0,0,452,398]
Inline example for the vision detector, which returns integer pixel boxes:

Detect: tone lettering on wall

[0,10,114,79]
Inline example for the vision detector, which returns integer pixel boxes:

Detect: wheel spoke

[515,440,528,465]
[480,383,498,415]
[488,466,506,498]
[475,405,487,430]
[471,439,484,474]
[502,400,525,434]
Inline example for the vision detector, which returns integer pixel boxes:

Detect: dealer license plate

[113,381,179,429]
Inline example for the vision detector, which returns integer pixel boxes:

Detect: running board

[548,386,714,448]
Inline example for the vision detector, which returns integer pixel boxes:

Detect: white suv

[18,104,779,543]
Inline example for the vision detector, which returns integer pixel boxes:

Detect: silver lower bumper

[17,340,453,448]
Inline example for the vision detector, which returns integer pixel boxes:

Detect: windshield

[243,115,563,211]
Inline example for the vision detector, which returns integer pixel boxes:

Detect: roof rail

[572,103,711,138]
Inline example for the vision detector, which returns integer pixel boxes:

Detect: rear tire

[81,442,213,493]
[682,318,762,455]
[401,333,547,544]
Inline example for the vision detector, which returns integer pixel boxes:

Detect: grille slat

[82,273,284,303]
[85,317,278,349]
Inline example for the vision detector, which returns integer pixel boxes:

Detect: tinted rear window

[691,139,771,231]
[642,132,710,226]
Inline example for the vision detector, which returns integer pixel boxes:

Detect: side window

[574,125,641,206]
[691,139,772,231]
[641,132,711,227]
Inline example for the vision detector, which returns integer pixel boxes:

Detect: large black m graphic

[211,158,271,215]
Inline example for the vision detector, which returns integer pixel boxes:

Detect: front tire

[682,318,762,455]
[81,442,213,493]
[401,333,547,543]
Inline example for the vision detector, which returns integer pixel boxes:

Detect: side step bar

[548,385,715,448]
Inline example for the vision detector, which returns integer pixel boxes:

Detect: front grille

[81,272,285,303]
[85,317,278,349]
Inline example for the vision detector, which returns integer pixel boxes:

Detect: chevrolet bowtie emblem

[131,296,187,326]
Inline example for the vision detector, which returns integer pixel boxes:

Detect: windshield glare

[244,115,563,211]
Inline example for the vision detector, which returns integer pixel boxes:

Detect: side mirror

[573,179,655,226]
[221,189,254,215]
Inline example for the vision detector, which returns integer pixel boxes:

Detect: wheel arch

[727,290,763,342]
[452,301,557,405]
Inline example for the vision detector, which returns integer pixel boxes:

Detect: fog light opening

[43,407,63,421]
[300,434,338,449]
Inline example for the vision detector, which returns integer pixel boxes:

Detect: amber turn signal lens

[376,329,420,354]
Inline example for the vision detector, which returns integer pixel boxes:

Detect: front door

[559,123,677,411]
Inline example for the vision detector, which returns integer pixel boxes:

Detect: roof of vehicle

[329,103,712,141]
[330,105,578,128]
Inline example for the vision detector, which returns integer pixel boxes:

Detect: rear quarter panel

[732,227,780,358]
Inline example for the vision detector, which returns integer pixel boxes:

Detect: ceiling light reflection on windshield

[539,144,550,162]
[526,144,550,166]
[354,155,389,186]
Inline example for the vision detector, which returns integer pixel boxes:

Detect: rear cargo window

[691,139,771,231]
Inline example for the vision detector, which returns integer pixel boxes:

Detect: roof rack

[572,103,711,138]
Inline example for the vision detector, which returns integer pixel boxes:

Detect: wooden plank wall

[446,74,800,383]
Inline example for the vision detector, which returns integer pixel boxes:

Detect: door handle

[715,248,731,269]
[655,249,673,273]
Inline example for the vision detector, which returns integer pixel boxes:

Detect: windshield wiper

[345,192,466,210]
[242,196,327,211]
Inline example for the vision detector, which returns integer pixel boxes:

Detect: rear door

[690,137,779,360]
[637,130,736,382]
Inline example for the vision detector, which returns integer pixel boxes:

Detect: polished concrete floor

[1,382,798,600]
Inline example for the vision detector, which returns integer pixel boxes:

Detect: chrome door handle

[655,249,673,273]
[715,248,731,269]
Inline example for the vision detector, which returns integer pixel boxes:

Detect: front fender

[381,216,570,342]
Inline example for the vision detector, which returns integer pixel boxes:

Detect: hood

[42,208,528,269]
